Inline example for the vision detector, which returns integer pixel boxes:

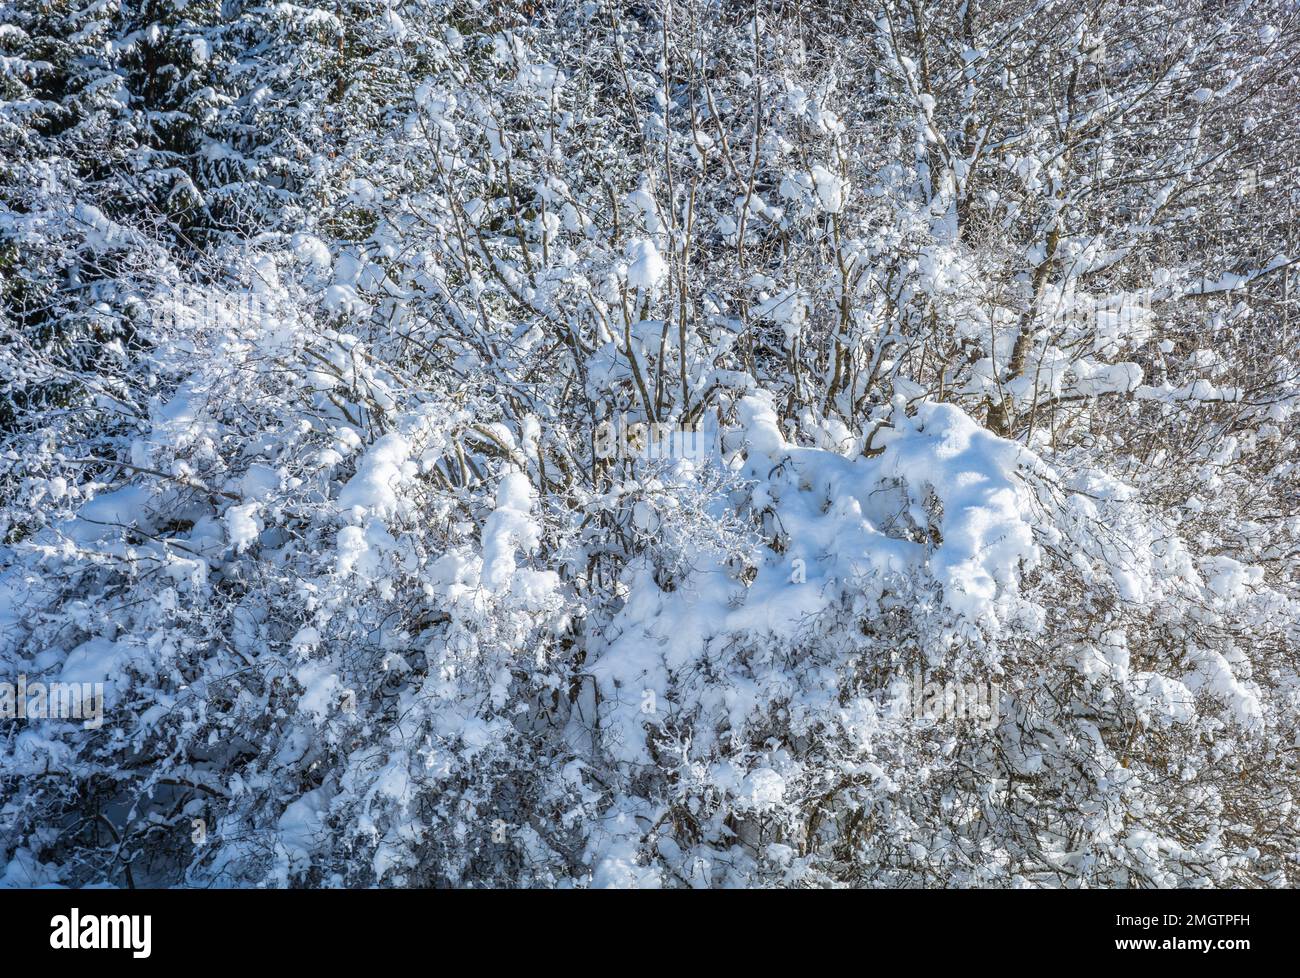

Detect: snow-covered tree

[2,0,1298,888]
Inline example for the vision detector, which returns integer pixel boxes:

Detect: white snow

[625,238,666,292]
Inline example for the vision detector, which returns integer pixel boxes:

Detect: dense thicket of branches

[2,0,1298,887]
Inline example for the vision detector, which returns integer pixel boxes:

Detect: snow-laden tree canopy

[2,0,1298,887]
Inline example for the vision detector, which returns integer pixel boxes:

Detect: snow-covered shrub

[2,0,1298,887]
